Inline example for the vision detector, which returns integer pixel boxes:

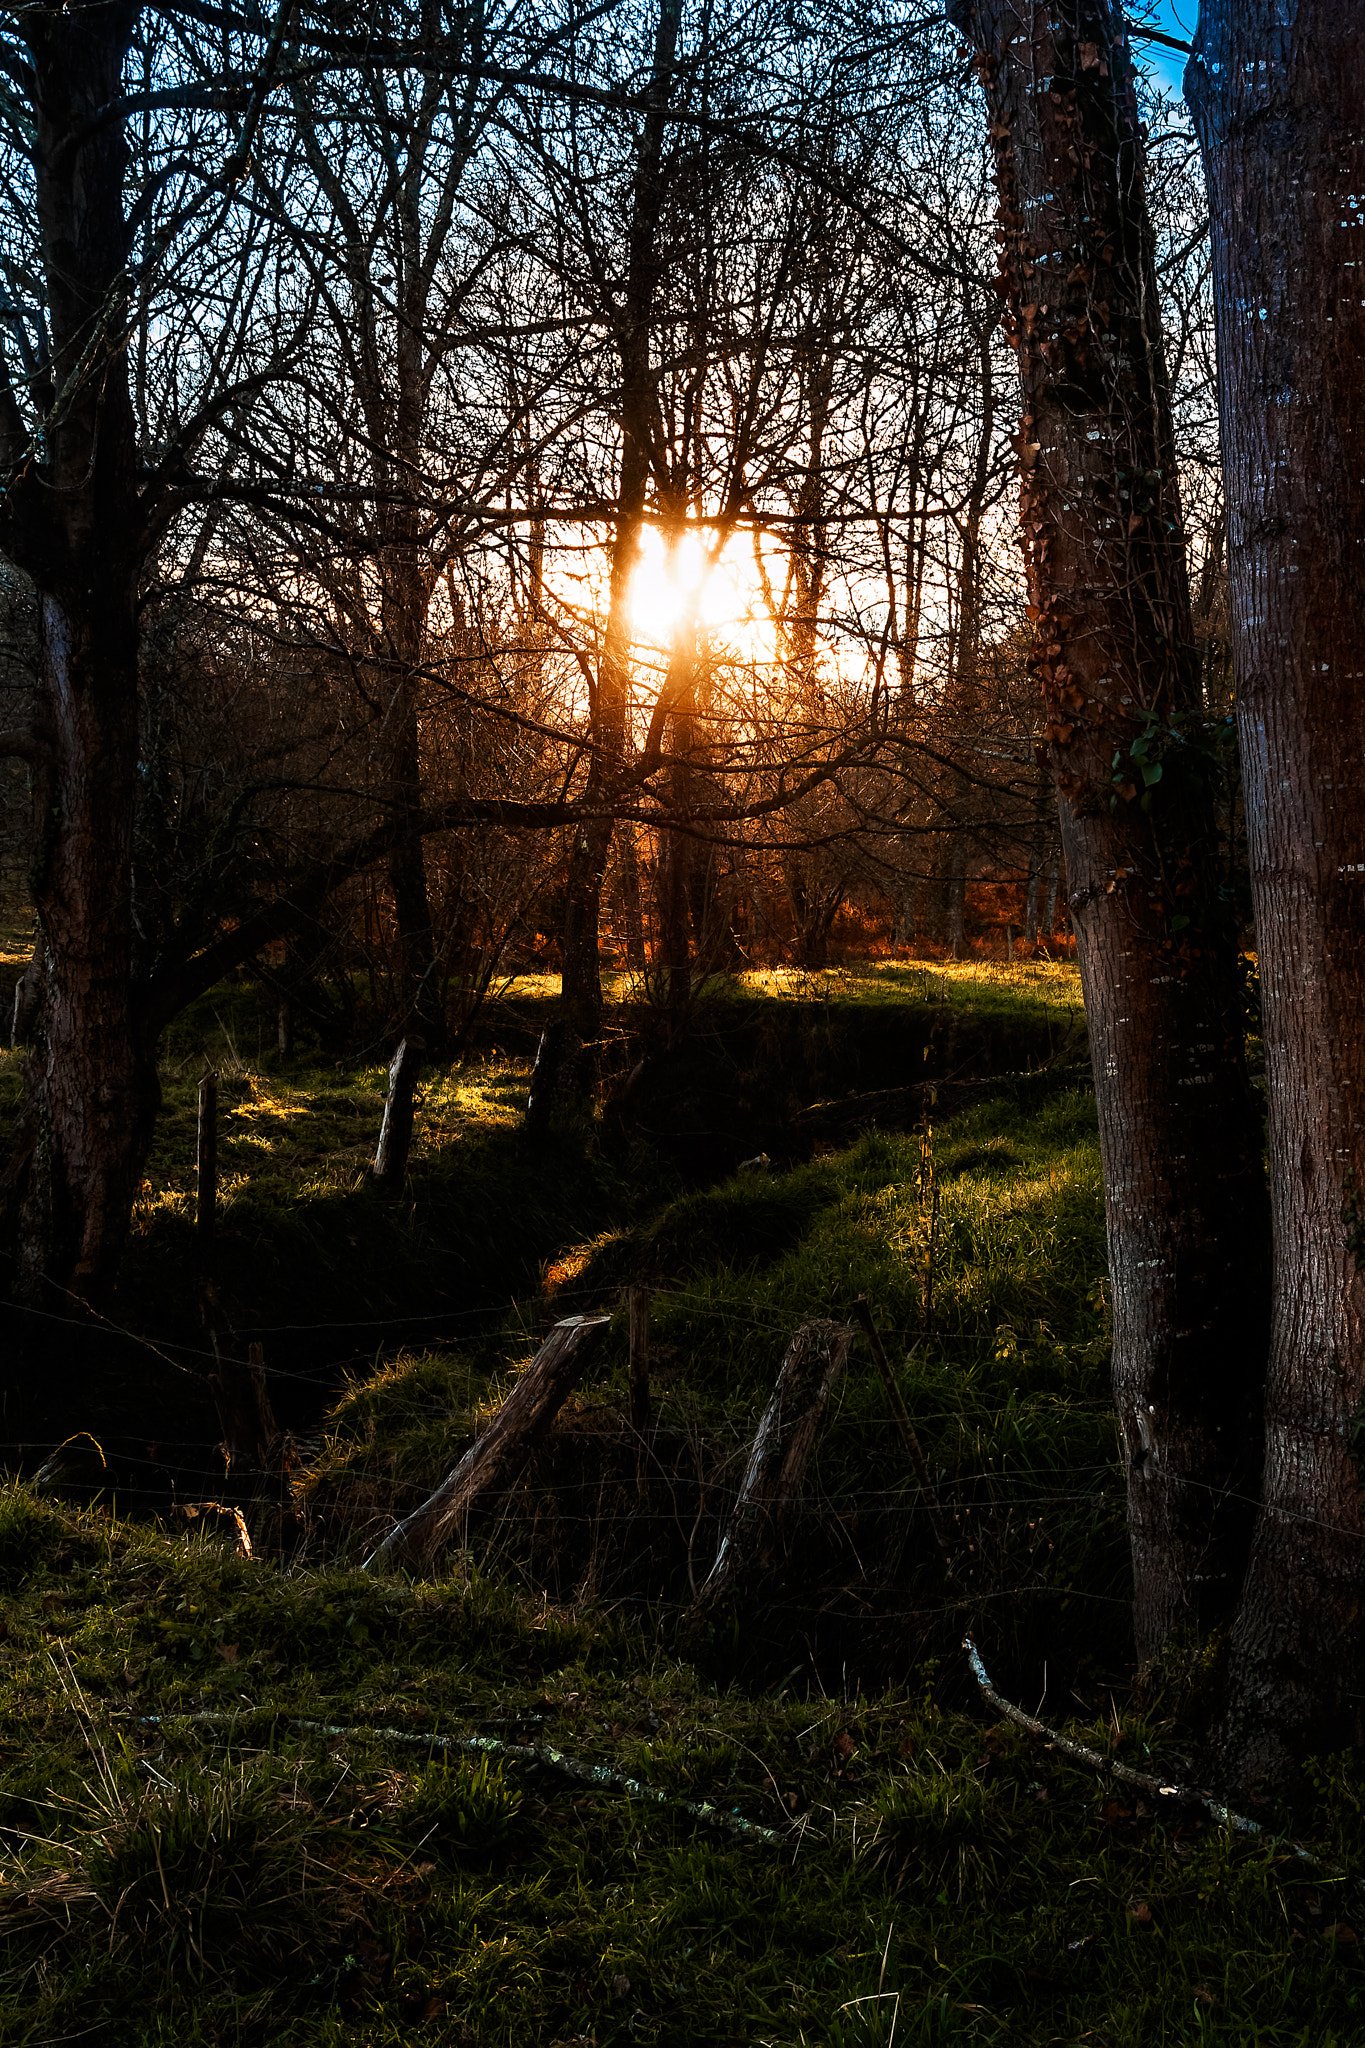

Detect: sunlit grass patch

[487,954,1087,1028]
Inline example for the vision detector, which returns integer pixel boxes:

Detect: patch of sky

[1130,0,1197,103]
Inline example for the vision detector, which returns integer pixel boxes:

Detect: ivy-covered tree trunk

[950,0,1270,1658]
[1187,0,1365,1782]
[2,5,162,1313]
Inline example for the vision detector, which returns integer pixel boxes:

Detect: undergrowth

[304,1083,1124,1693]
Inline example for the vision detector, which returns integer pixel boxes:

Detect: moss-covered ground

[4,955,1344,2047]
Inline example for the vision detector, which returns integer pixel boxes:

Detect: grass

[2,1487,1365,2045]
[1,954,1089,1427]
[301,1080,1121,1684]
[4,952,1322,2045]
[484,956,1087,1025]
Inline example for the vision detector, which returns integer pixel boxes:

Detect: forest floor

[3,954,1358,2047]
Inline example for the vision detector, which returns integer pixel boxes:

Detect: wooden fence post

[372,1035,425,1187]
[364,1313,612,1572]
[690,1319,853,1626]
[524,1019,568,1139]
[197,1071,218,1240]
[209,1332,277,1475]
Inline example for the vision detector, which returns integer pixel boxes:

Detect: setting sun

[627,525,767,652]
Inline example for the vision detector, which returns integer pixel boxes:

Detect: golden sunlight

[628,526,770,656]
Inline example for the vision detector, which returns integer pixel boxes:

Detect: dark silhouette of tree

[948,0,1270,1660]
[1187,0,1365,1785]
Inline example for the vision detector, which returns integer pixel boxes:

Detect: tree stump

[690,1319,853,1625]
[364,1314,612,1572]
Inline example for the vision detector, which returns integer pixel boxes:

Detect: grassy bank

[2,1484,1363,2046]
[303,1080,1122,1693]
[5,958,1329,2046]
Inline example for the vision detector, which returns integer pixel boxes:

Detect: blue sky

[1137,0,1199,100]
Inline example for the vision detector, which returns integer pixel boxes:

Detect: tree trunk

[619,824,648,974]
[19,595,161,1308]
[1024,778,1050,944]
[1043,854,1061,942]
[945,321,998,961]
[4,7,161,1317]
[560,0,684,1041]
[950,0,1271,1659]
[654,611,700,1019]
[1187,0,1365,1781]
[379,542,439,1044]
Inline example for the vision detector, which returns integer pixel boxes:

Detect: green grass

[302,1080,1120,1679]
[487,956,1087,1025]
[2,1488,1364,2045]
[5,955,1321,2045]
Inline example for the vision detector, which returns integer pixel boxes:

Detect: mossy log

[364,1314,611,1572]
[690,1319,853,1623]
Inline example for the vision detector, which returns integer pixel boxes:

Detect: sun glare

[627,526,766,653]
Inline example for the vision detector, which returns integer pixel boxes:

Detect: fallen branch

[124,1709,786,1846]
[963,1635,1315,1862]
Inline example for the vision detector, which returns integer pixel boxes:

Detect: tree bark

[4,7,162,1311]
[1187,0,1365,1781]
[950,0,1271,1659]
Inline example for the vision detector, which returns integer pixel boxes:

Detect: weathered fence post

[197,1071,218,1240]
[210,1333,277,1474]
[690,1319,854,1626]
[372,1035,425,1187]
[524,1019,568,1139]
[364,1313,612,1572]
